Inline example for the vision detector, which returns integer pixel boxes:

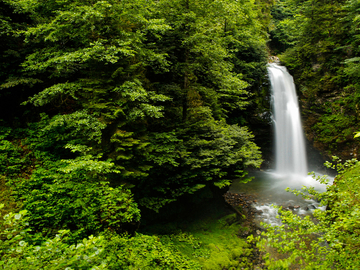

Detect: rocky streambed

[229,171,331,226]
[223,191,319,269]
[223,171,331,269]
[223,191,267,269]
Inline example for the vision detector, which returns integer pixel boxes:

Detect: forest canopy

[0,0,269,268]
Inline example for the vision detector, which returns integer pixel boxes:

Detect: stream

[229,170,333,227]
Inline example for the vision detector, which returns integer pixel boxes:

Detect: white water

[230,63,333,226]
[268,63,308,179]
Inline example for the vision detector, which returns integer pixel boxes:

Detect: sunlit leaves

[0,210,194,269]
[40,111,106,144]
[15,160,140,241]
[254,159,360,269]
[23,82,80,106]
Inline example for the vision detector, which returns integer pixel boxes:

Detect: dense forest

[0,0,359,269]
[270,0,360,160]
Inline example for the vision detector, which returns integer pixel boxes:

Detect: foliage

[251,158,360,269]
[0,121,140,242]
[14,161,141,241]
[270,0,360,157]
[138,117,262,212]
[312,113,355,149]
[144,213,255,270]
[0,127,28,176]
[178,217,253,270]
[149,0,268,119]
[12,145,141,242]
[0,0,268,266]
[103,232,200,270]
[268,0,304,54]
[0,204,198,269]
[0,0,266,214]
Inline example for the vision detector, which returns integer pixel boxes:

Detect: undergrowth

[144,214,254,270]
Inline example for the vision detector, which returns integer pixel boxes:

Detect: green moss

[334,161,360,206]
[145,213,254,270]
[0,176,20,217]
[337,161,360,183]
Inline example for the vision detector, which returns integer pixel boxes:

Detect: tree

[131,0,264,211]
[1,0,265,216]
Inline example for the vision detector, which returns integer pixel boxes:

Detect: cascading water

[268,63,308,179]
[230,62,332,226]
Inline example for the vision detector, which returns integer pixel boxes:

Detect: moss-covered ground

[141,200,257,270]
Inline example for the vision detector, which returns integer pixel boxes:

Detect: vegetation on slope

[269,0,360,159]
[253,158,360,269]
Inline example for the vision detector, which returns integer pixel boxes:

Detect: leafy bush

[0,205,197,270]
[0,126,30,176]
[0,204,106,269]
[252,158,360,269]
[103,232,200,269]
[138,117,262,212]
[13,159,140,242]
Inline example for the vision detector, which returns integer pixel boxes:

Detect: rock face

[303,111,359,162]
[269,55,280,63]
[274,49,360,162]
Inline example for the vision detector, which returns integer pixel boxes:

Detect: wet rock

[308,204,316,209]
[288,205,294,210]
[240,227,252,237]
[294,205,300,209]
[223,192,258,219]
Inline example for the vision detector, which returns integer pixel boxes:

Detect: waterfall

[268,63,308,179]
[229,63,330,227]
[229,63,332,227]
